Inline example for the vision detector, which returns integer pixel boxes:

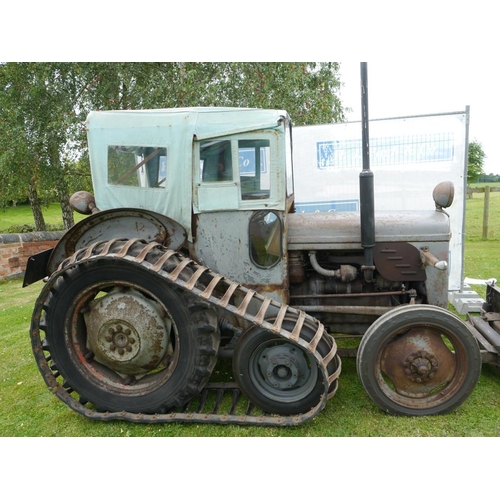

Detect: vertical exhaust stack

[359,62,376,282]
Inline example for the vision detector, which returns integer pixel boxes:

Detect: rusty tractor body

[24,73,500,425]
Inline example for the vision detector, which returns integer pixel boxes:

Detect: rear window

[108,146,167,188]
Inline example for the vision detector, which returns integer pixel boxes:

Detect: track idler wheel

[233,317,339,415]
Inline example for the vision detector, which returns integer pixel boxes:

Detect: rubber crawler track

[30,238,341,426]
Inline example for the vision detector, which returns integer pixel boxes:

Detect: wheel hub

[381,327,456,397]
[84,288,170,376]
[258,344,307,390]
[404,351,439,383]
[98,322,140,362]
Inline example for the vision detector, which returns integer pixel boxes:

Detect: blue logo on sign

[317,133,455,170]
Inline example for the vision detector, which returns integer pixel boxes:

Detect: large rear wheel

[41,258,220,413]
[356,305,481,416]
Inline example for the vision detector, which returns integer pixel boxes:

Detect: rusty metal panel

[192,210,288,303]
[419,241,450,308]
[47,209,186,275]
[374,242,426,281]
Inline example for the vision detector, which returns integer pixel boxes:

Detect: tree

[0,62,347,231]
[468,140,486,185]
[75,62,346,125]
[0,65,45,229]
[0,63,90,230]
[478,173,500,183]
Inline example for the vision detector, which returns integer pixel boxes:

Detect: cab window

[239,139,270,200]
[200,140,233,182]
[108,146,167,188]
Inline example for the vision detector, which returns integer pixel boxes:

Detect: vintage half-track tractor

[24,65,500,426]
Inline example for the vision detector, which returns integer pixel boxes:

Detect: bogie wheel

[232,318,336,415]
[39,258,220,413]
[356,305,481,416]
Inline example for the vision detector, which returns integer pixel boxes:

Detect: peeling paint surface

[193,211,287,295]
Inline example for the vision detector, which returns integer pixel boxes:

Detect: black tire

[42,257,219,413]
[233,318,333,415]
[356,305,482,416]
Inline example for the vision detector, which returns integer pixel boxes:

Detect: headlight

[433,181,454,209]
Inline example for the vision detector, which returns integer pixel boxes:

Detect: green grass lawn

[463,187,500,300]
[0,203,86,233]
[466,184,500,241]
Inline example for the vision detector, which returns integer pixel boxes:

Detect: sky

[338,61,499,175]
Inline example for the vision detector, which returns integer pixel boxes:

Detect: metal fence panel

[293,111,468,291]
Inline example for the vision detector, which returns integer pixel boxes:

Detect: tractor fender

[46,208,187,276]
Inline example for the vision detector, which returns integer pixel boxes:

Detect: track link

[30,238,341,426]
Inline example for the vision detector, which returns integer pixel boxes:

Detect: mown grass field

[1,188,499,439]
[462,184,500,300]
[0,203,86,233]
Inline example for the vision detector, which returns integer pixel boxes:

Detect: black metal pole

[359,62,375,279]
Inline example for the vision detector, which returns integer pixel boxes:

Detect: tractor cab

[86,108,294,300]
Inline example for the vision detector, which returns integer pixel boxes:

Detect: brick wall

[0,232,64,280]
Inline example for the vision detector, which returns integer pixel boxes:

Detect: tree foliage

[0,62,346,230]
[477,173,500,183]
[69,62,345,124]
[0,63,88,229]
[468,140,486,185]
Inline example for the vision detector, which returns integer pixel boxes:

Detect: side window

[108,146,167,188]
[200,140,233,182]
[249,211,281,268]
[239,140,270,200]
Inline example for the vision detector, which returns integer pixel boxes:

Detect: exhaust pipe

[359,62,375,282]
